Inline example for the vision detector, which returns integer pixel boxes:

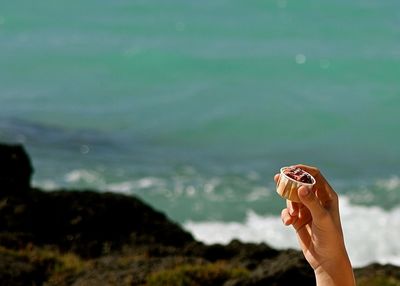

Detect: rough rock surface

[0,143,33,192]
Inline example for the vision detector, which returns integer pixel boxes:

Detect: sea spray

[183,197,400,267]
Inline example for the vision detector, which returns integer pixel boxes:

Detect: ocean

[1,0,400,267]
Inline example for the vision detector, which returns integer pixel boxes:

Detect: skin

[275,164,355,286]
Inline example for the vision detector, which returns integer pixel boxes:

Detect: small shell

[276,167,316,202]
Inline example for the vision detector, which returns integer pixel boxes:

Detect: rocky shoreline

[1,143,399,285]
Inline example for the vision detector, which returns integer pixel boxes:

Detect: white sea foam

[32,179,60,191]
[376,175,400,191]
[64,169,102,184]
[107,177,164,194]
[183,197,400,267]
[107,181,134,194]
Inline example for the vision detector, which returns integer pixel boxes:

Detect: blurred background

[1,0,399,267]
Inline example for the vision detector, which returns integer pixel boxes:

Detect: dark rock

[354,263,400,284]
[0,143,195,258]
[0,144,33,193]
[184,239,279,267]
[69,255,207,286]
[226,250,315,286]
[224,240,280,267]
[0,251,55,286]
[0,188,195,257]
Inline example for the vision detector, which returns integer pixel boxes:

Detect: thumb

[298,186,327,222]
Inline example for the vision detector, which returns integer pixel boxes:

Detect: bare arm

[276,165,355,286]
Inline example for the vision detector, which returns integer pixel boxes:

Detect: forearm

[314,257,355,286]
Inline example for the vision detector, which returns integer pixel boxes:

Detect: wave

[183,197,400,267]
[34,170,400,267]
[34,169,166,194]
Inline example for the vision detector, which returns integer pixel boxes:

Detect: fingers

[293,164,340,225]
[276,166,335,229]
[297,186,328,223]
[287,200,301,216]
[295,164,337,204]
[281,201,304,226]
[282,203,312,243]
[281,208,297,226]
[294,206,312,231]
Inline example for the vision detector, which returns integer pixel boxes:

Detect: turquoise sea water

[1,0,400,266]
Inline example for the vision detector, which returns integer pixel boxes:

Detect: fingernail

[299,187,310,197]
[282,217,290,226]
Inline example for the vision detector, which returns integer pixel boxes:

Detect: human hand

[274,164,355,286]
